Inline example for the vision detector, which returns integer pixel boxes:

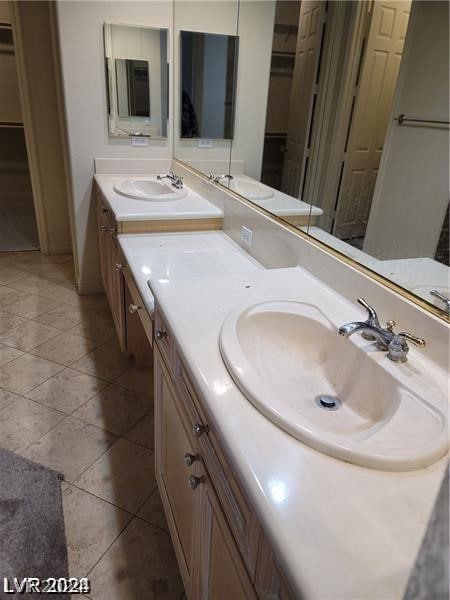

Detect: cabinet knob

[193,422,208,438]
[184,453,198,467]
[100,225,107,232]
[188,475,205,490]
[128,304,142,314]
[114,263,123,271]
[155,330,167,341]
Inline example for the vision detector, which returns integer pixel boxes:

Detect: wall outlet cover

[131,135,149,147]
[198,139,214,148]
[241,226,253,247]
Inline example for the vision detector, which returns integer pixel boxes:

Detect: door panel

[333,0,411,240]
[281,0,326,197]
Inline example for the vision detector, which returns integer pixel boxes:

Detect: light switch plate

[241,226,253,247]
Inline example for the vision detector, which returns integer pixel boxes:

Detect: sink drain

[315,395,342,411]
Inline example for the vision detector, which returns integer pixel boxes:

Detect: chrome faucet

[157,171,183,189]
[207,171,234,184]
[338,298,426,363]
[430,290,450,314]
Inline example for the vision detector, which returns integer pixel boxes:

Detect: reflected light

[268,479,289,504]
[141,266,151,275]
[212,379,233,395]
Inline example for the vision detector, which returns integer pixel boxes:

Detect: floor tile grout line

[67,481,135,518]
[83,517,135,580]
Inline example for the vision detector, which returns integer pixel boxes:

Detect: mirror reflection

[174,0,448,315]
[180,31,238,139]
[103,23,168,138]
[115,59,150,118]
[173,1,238,177]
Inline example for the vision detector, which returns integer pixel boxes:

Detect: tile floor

[0,251,184,600]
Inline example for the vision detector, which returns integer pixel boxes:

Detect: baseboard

[47,240,73,254]
[77,277,105,295]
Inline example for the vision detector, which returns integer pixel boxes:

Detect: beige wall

[56,1,173,292]
[10,0,72,255]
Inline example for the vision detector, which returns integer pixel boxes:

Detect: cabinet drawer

[174,352,261,580]
[122,266,153,347]
[154,310,173,367]
[97,192,116,231]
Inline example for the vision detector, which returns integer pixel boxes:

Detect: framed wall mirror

[103,23,168,138]
[173,0,449,320]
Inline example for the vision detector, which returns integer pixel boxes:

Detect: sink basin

[113,178,187,201]
[226,177,274,201]
[219,300,447,471]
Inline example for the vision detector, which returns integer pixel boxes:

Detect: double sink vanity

[94,161,448,600]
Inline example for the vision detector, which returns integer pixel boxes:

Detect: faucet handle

[387,331,426,363]
[396,332,426,347]
[430,290,450,313]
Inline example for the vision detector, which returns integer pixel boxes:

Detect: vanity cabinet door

[154,347,198,595]
[192,464,257,600]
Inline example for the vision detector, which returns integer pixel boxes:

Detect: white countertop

[94,174,223,222]
[118,231,263,313]
[306,227,450,308]
[149,265,448,599]
[224,174,323,217]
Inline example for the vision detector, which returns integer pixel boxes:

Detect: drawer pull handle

[193,422,209,438]
[155,330,167,341]
[128,304,142,314]
[114,263,123,271]
[108,227,116,235]
[184,453,198,467]
[188,475,205,490]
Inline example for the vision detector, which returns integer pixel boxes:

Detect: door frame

[8,1,77,264]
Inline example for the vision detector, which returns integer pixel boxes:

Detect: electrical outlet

[198,138,213,148]
[131,135,149,147]
[241,226,253,247]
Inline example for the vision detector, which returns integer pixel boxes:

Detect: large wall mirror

[174,0,449,319]
[103,23,168,138]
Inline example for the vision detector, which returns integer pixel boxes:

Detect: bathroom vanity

[89,0,449,596]
[94,166,448,598]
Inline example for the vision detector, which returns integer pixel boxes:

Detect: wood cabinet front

[154,314,295,600]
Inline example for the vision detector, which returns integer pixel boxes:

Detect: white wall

[173,0,275,180]
[364,0,449,260]
[56,1,172,291]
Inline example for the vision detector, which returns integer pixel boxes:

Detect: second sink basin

[114,178,187,201]
[219,299,447,471]
[226,177,274,201]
